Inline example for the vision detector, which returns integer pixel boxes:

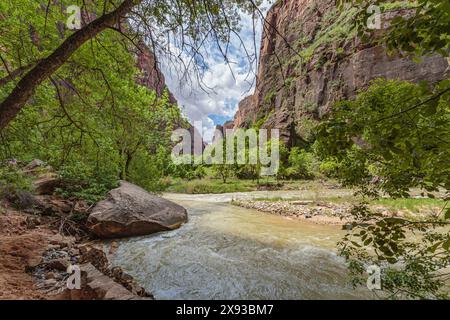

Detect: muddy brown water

[109,191,373,299]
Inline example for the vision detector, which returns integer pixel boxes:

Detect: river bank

[231,199,352,225]
[0,200,153,300]
[230,191,446,226]
[110,192,372,299]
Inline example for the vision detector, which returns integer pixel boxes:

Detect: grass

[166,177,329,194]
[372,198,446,213]
[167,178,256,194]
[252,195,447,214]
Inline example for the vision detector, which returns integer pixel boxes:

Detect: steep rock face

[233,0,449,145]
[135,42,205,152]
[135,42,178,104]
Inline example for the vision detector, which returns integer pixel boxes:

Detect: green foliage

[295,117,319,143]
[285,147,317,180]
[316,78,450,197]
[127,148,172,193]
[316,78,450,299]
[170,161,206,182]
[55,162,119,204]
[0,164,32,193]
[297,6,358,65]
[0,1,189,199]
[1,0,260,199]
[167,177,255,194]
[319,159,341,178]
[340,203,449,299]
[0,163,34,208]
[213,164,233,184]
[264,89,277,105]
[317,2,450,296]
[339,0,450,57]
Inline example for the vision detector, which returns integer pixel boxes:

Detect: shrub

[319,160,341,178]
[0,164,34,208]
[286,148,318,179]
[56,162,119,204]
[236,164,259,180]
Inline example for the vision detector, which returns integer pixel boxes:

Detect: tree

[285,147,316,180]
[0,0,139,129]
[211,137,233,184]
[0,2,189,197]
[316,78,450,299]
[339,0,450,57]
[0,0,262,129]
[315,0,450,299]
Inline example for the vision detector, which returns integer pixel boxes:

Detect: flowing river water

[109,191,373,300]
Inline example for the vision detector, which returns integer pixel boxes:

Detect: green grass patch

[372,198,446,213]
[167,178,256,194]
[166,177,328,194]
[252,195,446,214]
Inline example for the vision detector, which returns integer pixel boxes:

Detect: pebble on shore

[231,199,353,225]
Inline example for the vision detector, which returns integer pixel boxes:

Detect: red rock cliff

[233,0,449,145]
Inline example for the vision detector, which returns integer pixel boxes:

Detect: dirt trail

[0,206,59,299]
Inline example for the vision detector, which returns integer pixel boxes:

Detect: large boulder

[87,181,187,239]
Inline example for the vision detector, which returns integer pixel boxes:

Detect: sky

[160,2,272,143]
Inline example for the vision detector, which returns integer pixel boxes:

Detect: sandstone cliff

[134,42,205,152]
[135,41,177,104]
[232,0,449,146]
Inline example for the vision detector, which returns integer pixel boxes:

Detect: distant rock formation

[231,0,449,146]
[134,42,205,153]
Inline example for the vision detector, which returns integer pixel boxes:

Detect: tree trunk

[124,152,133,179]
[0,0,140,130]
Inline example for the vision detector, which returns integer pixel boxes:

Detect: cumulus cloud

[159,2,272,143]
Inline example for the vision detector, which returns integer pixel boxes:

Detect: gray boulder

[87,181,187,239]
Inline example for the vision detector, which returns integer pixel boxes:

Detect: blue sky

[160,2,272,142]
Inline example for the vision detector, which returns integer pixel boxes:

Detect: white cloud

[158,3,272,143]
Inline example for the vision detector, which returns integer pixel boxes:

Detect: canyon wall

[135,42,205,153]
[135,42,178,104]
[232,0,449,146]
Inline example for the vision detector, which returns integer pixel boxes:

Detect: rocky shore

[0,204,153,300]
[232,199,353,225]
[0,159,188,300]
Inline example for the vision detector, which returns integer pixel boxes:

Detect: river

[109,191,372,300]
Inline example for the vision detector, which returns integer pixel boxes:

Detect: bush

[170,163,206,181]
[0,164,33,197]
[236,164,260,180]
[319,160,341,178]
[0,164,34,208]
[128,151,167,193]
[56,162,119,204]
[286,148,318,179]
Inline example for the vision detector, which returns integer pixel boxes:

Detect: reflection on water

[109,192,372,300]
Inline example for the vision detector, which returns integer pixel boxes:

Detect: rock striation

[232,0,449,145]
